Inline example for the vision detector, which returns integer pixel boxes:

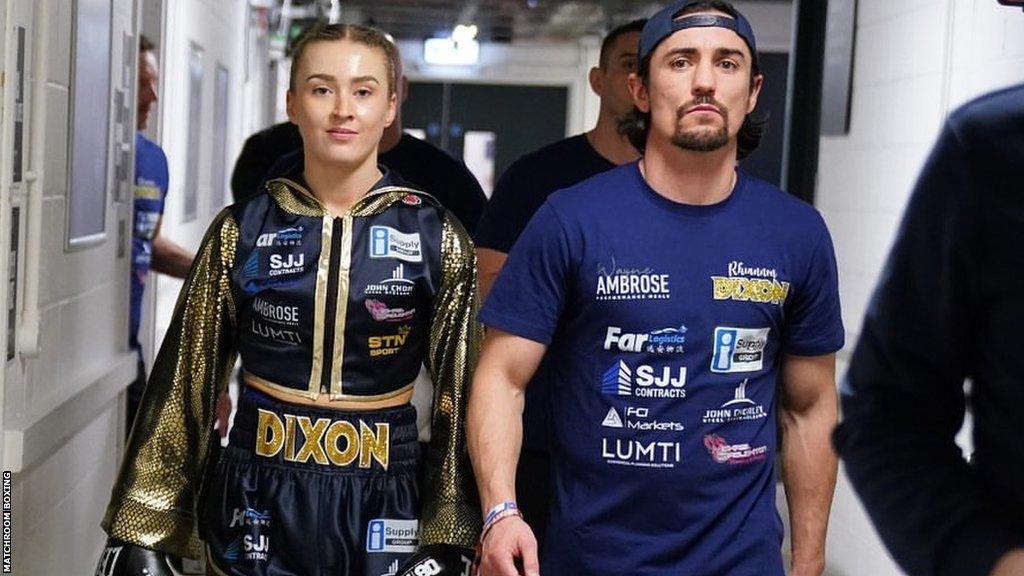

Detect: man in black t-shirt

[472,19,645,550]
[230,41,487,232]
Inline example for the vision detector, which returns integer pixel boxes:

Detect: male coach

[468,2,844,575]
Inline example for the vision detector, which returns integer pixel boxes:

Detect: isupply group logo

[257,225,304,247]
[242,252,304,295]
[594,256,670,302]
[366,518,420,554]
[604,325,687,354]
[601,360,687,398]
[365,299,416,323]
[703,433,768,465]
[369,226,422,263]
[601,405,684,432]
[711,260,790,306]
[702,379,768,424]
[366,263,416,297]
[710,327,770,373]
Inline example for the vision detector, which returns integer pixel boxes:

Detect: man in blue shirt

[468,2,844,575]
[129,35,195,431]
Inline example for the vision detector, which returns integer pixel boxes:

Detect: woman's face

[287,39,397,170]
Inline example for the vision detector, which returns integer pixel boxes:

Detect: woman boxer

[97,24,479,576]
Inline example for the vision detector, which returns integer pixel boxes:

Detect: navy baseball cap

[639,1,758,62]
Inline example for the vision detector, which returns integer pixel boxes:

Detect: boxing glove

[94,538,203,576]
[395,544,476,576]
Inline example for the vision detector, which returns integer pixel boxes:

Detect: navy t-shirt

[130,134,169,351]
[480,163,844,575]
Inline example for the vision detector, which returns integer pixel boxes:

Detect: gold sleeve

[101,208,239,559]
[420,212,483,548]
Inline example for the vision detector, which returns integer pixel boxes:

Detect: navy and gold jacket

[101,169,481,559]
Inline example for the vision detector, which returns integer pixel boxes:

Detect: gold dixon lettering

[253,409,390,469]
[711,276,791,306]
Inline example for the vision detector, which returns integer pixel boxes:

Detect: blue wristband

[483,500,518,527]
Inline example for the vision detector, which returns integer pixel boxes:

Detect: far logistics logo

[604,325,686,354]
[257,225,304,247]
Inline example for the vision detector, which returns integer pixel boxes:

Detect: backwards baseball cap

[639,1,758,62]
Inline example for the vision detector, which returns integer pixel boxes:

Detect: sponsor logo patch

[369,226,422,263]
[365,299,416,323]
[703,433,768,465]
[366,519,420,553]
[604,325,686,354]
[252,297,300,325]
[602,406,684,432]
[401,194,422,207]
[369,325,412,357]
[601,360,687,398]
[257,226,304,247]
[366,264,416,297]
[595,256,670,301]
[702,379,768,424]
[710,327,769,373]
[601,437,682,469]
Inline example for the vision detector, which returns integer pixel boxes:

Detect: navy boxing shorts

[201,388,421,576]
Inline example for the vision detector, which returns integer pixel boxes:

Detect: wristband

[480,508,523,543]
[482,500,518,527]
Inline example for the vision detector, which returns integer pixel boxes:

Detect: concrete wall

[1,0,139,573]
[818,1,1024,574]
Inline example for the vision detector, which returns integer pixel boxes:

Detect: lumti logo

[369,226,422,263]
[710,327,769,373]
[366,519,420,553]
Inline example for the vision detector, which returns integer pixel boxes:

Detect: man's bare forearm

[152,235,194,279]
[468,361,526,511]
[780,389,839,574]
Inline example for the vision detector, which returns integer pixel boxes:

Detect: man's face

[137,50,159,130]
[630,12,762,154]
[286,40,397,167]
[591,31,641,120]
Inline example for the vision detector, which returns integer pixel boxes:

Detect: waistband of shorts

[227,386,420,474]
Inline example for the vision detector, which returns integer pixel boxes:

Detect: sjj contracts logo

[602,360,687,398]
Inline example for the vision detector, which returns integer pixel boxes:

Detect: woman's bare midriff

[245,377,414,410]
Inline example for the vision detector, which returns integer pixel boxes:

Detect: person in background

[469,19,645,548]
[128,34,195,435]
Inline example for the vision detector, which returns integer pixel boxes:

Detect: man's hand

[992,549,1024,576]
[214,390,232,438]
[478,516,539,576]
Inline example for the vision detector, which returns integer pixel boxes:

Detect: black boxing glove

[395,544,476,576]
[94,538,201,576]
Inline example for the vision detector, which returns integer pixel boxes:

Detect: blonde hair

[288,23,397,95]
